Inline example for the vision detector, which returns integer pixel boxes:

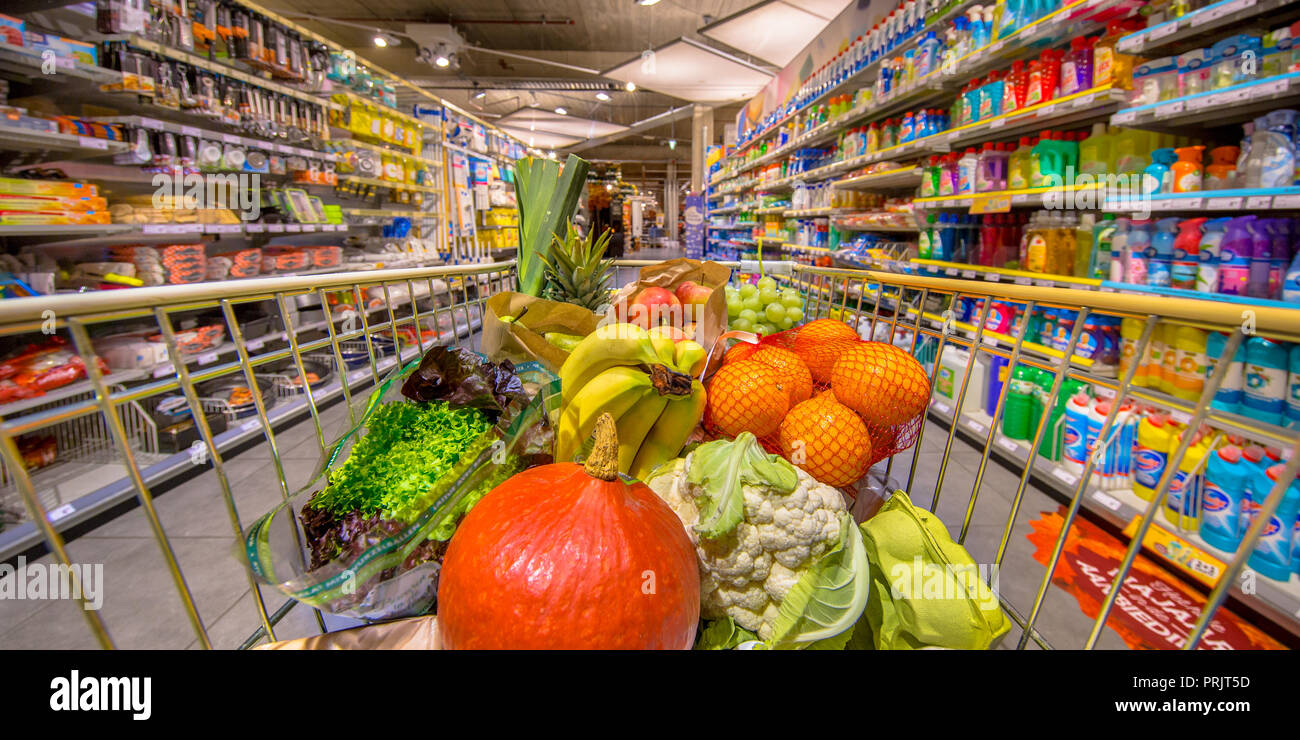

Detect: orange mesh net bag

[704,318,929,491]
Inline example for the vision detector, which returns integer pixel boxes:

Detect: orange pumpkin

[437,414,701,649]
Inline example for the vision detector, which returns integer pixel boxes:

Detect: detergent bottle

[1200,445,1250,552]
[1061,392,1091,475]
[1078,122,1111,176]
[1170,217,1205,290]
[1267,218,1289,298]
[1205,330,1246,413]
[1125,219,1151,285]
[1196,216,1229,293]
[1073,213,1095,278]
[1287,343,1300,429]
[1008,136,1035,189]
[1146,321,1170,392]
[1143,147,1176,194]
[1205,145,1240,189]
[1164,429,1213,530]
[1170,325,1207,402]
[1285,246,1300,303]
[1091,213,1116,279]
[1003,59,1028,112]
[1246,464,1300,581]
[1146,217,1178,288]
[957,147,979,194]
[1112,127,1151,175]
[1247,216,1273,299]
[1242,336,1289,426]
[1242,110,1298,187]
[1094,19,1144,88]
[1217,215,1254,295]
[1171,145,1205,192]
[1108,217,1129,282]
[1119,316,1148,386]
[1134,412,1175,501]
[1061,36,1095,96]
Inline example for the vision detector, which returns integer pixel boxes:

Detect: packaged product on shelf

[0,336,110,402]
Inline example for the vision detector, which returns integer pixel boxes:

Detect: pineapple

[539,224,613,312]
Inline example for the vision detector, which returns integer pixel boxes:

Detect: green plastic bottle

[1001,365,1037,440]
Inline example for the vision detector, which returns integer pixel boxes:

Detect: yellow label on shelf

[970,194,1012,214]
[1122,517,1226,588]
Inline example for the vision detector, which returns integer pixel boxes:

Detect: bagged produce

[853,491,1010,650]
[481,291,602,374]
[239,346,559,621]
[607,258,731,374]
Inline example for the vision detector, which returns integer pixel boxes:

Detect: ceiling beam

[564,105,696,153]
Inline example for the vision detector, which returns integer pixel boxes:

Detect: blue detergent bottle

[1246,464,1300,581]
[1205,331,1246,413]
[1200,445,1250,552]
[1287,343,1300,429]
[1242,336,1289,427]
[1146,217,1179,288]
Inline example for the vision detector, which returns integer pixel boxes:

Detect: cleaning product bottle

[1146,217,1178,288]
[1170,217,1205,290]
[1090,213,1116,279]
[1085,397,1108,487]
[1205,145,1240,189]
[980,71,1005,120]
[1002,365,1036,440]
[1072,213,1094,278]
[1061,392,1091,475]
[1008,136,1035,189]
[918,213,935,259]
[1164,429,1213,530]
[957,147,978,193]
[1079,122,1111,176]
[1147,321,1169,392]
[1243,111,1298,188]
[1205,331,1245,413]
[1246,464,1300,581]
[1119,316,1148,386]
[1171,145,1205,192]
[1267,218,1289,298]
[916,30,940,77]
[1287,343,1300,429]
[1113,127,1151,175]
[1143,147,1177,194]
[1247,216,1272,299]
[1125,218,1150,285]
[1197,216,1229,293]
[1109,217,1129,282]
[1170,324,1208,402]
[1201,445,1250,551]
[1285,245,1300,303]
[1242,336,1288,427]
[1003,59,1028,112]
[1217,215,1254,295]
[1134,412,1175,501]
[1094,19,1144,89]
[1061,36,1095,96]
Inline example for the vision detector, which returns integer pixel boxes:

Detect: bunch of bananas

[557,323,707,481]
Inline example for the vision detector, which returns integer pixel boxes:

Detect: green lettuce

[695,617,759,650]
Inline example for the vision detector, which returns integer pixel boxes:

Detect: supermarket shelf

[332,136,441,165]
[328,89,425,127]
[0,224,138,238]
[442,140,517,166]
[0,41,120,85]
[926,399,1300,633]
[1097,281,1300,316]
[100,35,340,111]
[910,258,1102,288]
[0,126,129,159]
[342,208,440,220]
[1111,73,1300,130]
[335,174,441,194]
[832,216,919,233]
[1116,0,1294,55]
[784,207,858,218]
[914,182,1108,211]
[754,205,788,215]
[97,115,341,163]
[943,86,1126,150]
[709,203,757,215]
[1103,187,1300,213]
[0,316,483,562]
[833,167,923,191]
[1,222,352,241]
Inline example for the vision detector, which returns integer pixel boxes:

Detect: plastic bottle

[1143,147,1176,194]
[1146,321,1169,392]
[1170,325,1207,402]
[1112,127,1151,175]
[1196,216,1229,293]
[1094,19,1144,89]
[1243,111,1298,188]
[1134,412,1175,501]
[1061,392,1091,474]
[1267,218,1289,299]
[1200,445,1250,552]
[916,30,940,77]
[918,213,935,259]
[1119,316,1148,386]
[1078,122,1110,176]
[1164,429,1213,530]
[1125,219,1150,285]
[1001,365,1036,440]
[957,147,978,194]
[1108,217,1129,282]
[1205,331,1246,413]
[1061,36,1095,96]
[1008,136,1034,189]
[1217,215,1254,295]
[1145,217,1177,288]
[1246,464,1300,581]
[1242,336,1289,426]
[1169,217,1204,290]
[980,71,1005,120]
[1089,213,1115,280]
[1287,344,1300,429]
[1002,60,1028,112]
[1171,145,1205,193]
[1205,145,1239,189]
[1247,217,1272,299]
[1285,247,1300,303]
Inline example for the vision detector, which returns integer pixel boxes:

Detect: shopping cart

[0,259,1296,650]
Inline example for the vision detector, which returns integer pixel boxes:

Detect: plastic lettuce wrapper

[851,491,1010,650]
[238,350,560,621]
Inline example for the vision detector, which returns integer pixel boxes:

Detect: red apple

[648,325,685,342]
[674,280,713,308]
[628,287,682,329]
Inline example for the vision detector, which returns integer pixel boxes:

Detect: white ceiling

[603,38,774,103]
[701,0,853,67]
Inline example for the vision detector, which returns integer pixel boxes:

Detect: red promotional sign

[1026,510,1285,650]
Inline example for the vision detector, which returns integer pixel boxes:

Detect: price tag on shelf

[942,199,957,207]
[136,117,163,130]
[1154,101,1184,119]
[1205,197,1242,210]
[181,125,201,137]
[222,133,240,144]
[1072,94,1094,108]
[1092,490,1123,512]
[1245,195,1273,209]
[971,194,1012,213]
[1011,193,1030,204]
[245,223,264,233]
[246,338,265,352]
[1169,409,1193,425]
[196,351,219,365]
[1257,78,1290,97]
[945,267,959,276]
[241,420,261,433]
[48,503,76,522]
[1033,278,1054,287]
[1148,22,1179,42]
[208,224,240,234]
[77,136,109,150]
[997,437,1020,454]
[1094,385,1117,399]
[967,420,987,436]
[1271,194,1300,209]
[302,224,317,231]
[1052,467,1080,486]
[984,272,1000,282]
[1181,198,1204,209]
[1112,110,1137,124]
[152,362,175,378]
[931,399,951,416]
[989,117,1006,129]
[267,224,285,232]
[1014,276,1032,285]
[1185,94,1216,111]
[961,270,976,279]
[988,40,1006,55]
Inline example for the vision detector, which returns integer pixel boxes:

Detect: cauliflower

[647,436,849,641]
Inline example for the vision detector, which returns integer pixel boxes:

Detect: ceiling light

[373,34,388,47]
[635,0,662,5]
[472,87,487,100]
[625,81,636,92]
[435,54,450,67]
[554,107,567,115]
[668,139,677,150]
[595,91,611,101]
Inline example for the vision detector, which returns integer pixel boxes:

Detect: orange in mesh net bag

[749,346,812,406]
[705,360,789,438]
[831,341,930,428]
[724,341,760,365]
[779,394,873,488]
[798,337,861,385]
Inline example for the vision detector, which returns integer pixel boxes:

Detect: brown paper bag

[608,258,732,376]
[255,615,442,650]
[481,292,602,373]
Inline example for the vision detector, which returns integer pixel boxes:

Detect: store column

[690,104,713,192]
[665,159,678,245]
